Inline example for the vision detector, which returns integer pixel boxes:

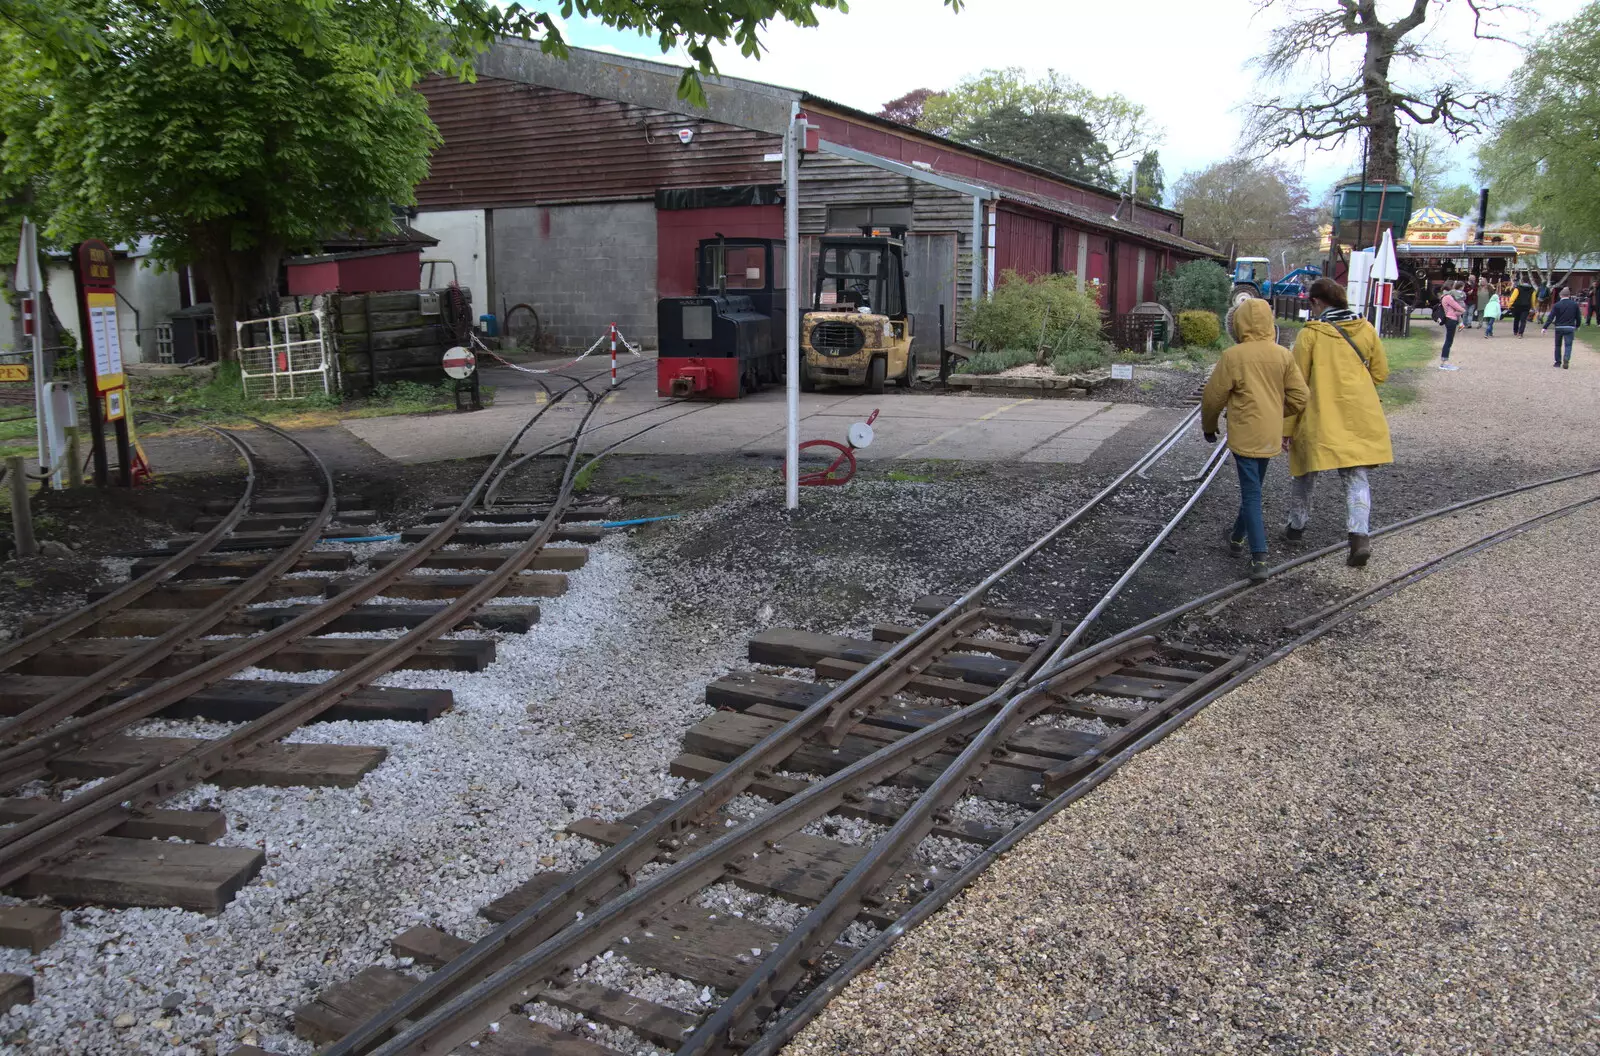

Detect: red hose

[784,440,857,486]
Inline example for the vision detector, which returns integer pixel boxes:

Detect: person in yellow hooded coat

[1201,297,1309,581]
[1282,277,1394,567]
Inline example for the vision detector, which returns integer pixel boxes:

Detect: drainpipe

[986,203,998,296]
[970,197,984,305]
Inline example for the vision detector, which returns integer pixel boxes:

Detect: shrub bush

[1050,344,1111,376]
[964,270,1103,360]
[955,347,1034,375]
[1157,260,1232,318]
[1177,310,1221,348]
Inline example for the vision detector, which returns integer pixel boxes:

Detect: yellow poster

[86,290,124,392]
[0,364,27,382]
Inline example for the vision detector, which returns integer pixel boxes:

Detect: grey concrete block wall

[492,202,658,350]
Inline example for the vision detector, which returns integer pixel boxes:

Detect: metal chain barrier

[470,322,645,376]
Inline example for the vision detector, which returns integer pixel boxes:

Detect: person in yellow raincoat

[1282,277,1394,567]
[1201,298,1309,581]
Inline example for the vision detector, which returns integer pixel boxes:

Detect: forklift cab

[813,237,907,320]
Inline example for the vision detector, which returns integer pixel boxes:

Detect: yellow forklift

[800,233,915,394]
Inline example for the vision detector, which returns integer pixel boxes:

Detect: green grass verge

[1376,328,1439,409]
[132,362,486,434]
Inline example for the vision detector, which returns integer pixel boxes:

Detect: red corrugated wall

[994,209,1054,279]
[657,206,784,296]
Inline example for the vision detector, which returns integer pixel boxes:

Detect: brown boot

[1347,532,1371,567]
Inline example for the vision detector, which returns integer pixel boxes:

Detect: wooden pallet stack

[280,288,471,397]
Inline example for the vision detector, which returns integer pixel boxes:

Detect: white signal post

[784,104,802,510]
[14,218,53,486]
[609,323,618,388]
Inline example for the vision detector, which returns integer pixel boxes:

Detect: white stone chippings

[694,883,809,933]
[802,814,885,847]
[563,953,705,1012]
[1029,711,1114,736]
[522,1000,667,1056]
[0,539,748,1056]
[98,556,138,583]
[914,834,979,873]
[947,795,1028,829]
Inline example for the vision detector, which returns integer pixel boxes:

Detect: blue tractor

[1230,257,1322,309]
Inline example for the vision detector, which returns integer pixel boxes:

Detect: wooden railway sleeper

[819,609,986,747]
[0,385,602,889]
[680,628,1098,1056]
[347,641,1113,1056]
[1041,652,1245,792]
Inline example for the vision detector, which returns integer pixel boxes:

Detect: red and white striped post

[608,323,618,388]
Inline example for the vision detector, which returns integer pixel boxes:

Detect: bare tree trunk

[1363,31,1401,185]
[191,222,284,362]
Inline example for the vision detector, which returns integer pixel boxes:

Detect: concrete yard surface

[343,365,1163,465]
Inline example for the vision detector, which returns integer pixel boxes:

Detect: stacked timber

[334,288,470,396]
[280,288,470,396]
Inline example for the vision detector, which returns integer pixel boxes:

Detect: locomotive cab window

[700,241,785,293]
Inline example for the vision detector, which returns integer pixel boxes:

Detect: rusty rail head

[0,419,336,765]
[0,423,258,679]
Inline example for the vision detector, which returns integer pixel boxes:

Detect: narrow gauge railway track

[304,429,1600,1056]
[297,407,1233,1055]
[0,363,685,923]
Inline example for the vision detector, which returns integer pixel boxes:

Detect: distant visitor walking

[1482,286,1501,338]
[1438,283,1464,369]
[1201,299,1309,583]
[1544,288,1582,369]
[1283,278,1394,568]
[1510,279,1535,337]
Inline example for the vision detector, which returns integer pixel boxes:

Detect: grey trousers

[1287,467,1371,535]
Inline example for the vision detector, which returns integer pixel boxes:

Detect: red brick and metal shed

[411,41,1222,354]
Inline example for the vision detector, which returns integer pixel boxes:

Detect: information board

[86,290,124,392]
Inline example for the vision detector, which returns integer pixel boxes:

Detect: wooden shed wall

[416,77,781,208]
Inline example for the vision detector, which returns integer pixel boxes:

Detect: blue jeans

[1484,318,1495,336]
[1232,456,1271,556]
[1441,318,1459,359]
[1555,327,1575,365]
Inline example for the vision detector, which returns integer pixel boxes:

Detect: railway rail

[0,361,680,918]
[295,424,1600,1056]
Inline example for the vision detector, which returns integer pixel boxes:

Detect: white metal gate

[236,309,334,399]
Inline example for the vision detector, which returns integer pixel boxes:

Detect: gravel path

[783,322,1600,1053]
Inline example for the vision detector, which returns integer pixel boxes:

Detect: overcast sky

[551,0,1585,203]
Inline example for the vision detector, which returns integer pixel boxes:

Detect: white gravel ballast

[0,537,752,1056]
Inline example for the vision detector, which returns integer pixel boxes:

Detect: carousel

[1392,207,1538,303]
[1319,207,1539,305]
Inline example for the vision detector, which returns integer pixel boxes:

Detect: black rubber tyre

[865,355,887,395]
[895,353,914,389]
[799,366,817,393]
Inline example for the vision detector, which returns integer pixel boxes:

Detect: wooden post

[6,456,37,557]
[65,427,83,488]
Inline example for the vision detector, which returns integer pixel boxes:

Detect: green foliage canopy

[917,67,1161,184]
[1477,1,1600,261]
[959,107,1111,185]
[1172,158,1318,261]
[1156,260,1232,317]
